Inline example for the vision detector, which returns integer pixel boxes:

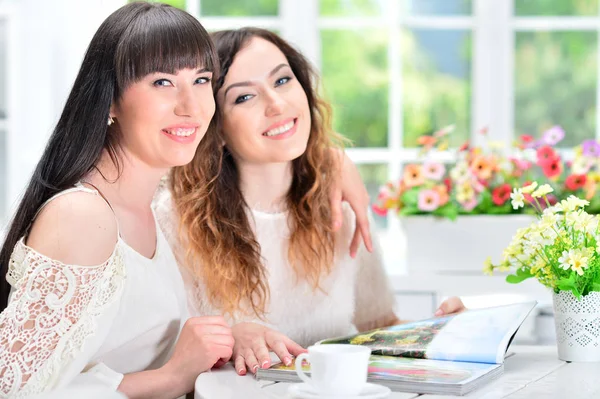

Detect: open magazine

[256,301,537,396]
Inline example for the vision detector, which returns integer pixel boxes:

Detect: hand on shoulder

[26,190,118,266]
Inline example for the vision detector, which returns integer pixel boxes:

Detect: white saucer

[287,382,391,399]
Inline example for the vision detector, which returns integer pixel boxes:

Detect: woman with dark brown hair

[155,27,465,377]
[0,3,235,398]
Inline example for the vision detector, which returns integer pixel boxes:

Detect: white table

[194,346,600,398]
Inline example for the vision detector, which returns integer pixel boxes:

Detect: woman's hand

[161,316,234,393]
[434,296,467,316]
[232,322,306,376]
[329,148,373,258]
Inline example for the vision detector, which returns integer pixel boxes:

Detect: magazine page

[257,354,503,393]
[319,301,536,364]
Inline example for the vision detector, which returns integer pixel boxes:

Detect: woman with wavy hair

[155,27,465,376]
[0,3,236,397]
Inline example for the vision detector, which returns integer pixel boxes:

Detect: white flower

[539,212,558,230]
[571,157,593,175]
[510,189,525,209]
[531,184,554,198]
[449,161,470,182]
[522,148,537,162]
[558,250,571,271]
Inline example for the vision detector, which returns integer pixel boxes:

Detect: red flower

[492,184,512,206]
[458,141,470,152]
[520,134,534,144]
[536,145,559,167]
[565,174,587,191]
[443,177,452,193]
[542,158,563,179]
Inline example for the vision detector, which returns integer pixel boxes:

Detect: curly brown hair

[170,28,344,318]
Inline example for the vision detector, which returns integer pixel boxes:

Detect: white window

[2,0,598,271]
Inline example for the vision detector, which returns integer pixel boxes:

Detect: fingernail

[284,357,292,366]
[434,309,443,316]
[262,360,270,368]
[238,369,246,375]
[252,365,259,373]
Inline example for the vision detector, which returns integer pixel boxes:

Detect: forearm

[118,366,187,399]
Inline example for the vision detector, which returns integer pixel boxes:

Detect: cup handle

[294,353,312,385]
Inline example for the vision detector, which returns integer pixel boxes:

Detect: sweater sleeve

[351,211,396,330]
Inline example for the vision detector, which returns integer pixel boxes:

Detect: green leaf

[399,207,418,216]
[556,277,575,291]
[592,283,600,292]
[433,204,459,221]
[402,189,419,207]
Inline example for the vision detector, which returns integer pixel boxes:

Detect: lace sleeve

[0,240,126,398]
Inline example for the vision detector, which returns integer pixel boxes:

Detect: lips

[160,124,200,144]
[162,127,196,137]
[263,118,297,137]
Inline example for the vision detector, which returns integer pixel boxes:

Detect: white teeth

[164,128,196,137]
[264,120,295,137]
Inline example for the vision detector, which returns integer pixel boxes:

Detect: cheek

[222,113,259,152]
[200,92,216,119]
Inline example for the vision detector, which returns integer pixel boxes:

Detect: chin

[281,144,308,162]
[169,152,197,168]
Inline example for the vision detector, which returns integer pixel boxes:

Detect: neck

[85,150,167,210]
[238,161,293,213]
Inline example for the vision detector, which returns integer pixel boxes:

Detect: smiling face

[111,67,215,169]
[217,37,311,166]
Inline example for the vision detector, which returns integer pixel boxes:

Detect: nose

[264,89,285,117]
[174,85,199,118]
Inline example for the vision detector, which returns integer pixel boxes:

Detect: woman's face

[217,37,311,166]
[111,67,215,169]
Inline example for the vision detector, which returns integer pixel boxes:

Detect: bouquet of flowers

[485,182,600,299]
[373,125,600,220]
[373,126,530,220]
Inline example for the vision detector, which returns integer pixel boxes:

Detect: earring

[107,116,115,126]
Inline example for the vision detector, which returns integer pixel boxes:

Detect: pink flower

[461,196,478,212]
[422,162,446,181]
[510,158,532,171]
[417,189,441,212]
[542,126,565,146]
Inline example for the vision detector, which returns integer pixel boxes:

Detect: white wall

[5,0,123,217]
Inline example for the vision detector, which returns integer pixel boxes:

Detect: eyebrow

[223,63,290,100]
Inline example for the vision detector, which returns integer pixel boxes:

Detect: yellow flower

[483,257,494,275]
[456,182,475,203]
[521,182,538,194]
[530,258,545,274]
[531,184,553,198]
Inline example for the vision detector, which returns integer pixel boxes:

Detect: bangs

[114,4,217,95]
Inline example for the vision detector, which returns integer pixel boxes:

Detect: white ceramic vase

[553,290,600,362]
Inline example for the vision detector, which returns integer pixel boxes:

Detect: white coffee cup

[294,344,371,396]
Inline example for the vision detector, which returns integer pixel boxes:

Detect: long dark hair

[170,28,343,318]
[0,2,218,310]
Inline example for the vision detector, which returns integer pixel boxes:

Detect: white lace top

[154,189,395,348]
[0,184,188,398]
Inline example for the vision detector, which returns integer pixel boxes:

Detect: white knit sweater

[153,189,395,348]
